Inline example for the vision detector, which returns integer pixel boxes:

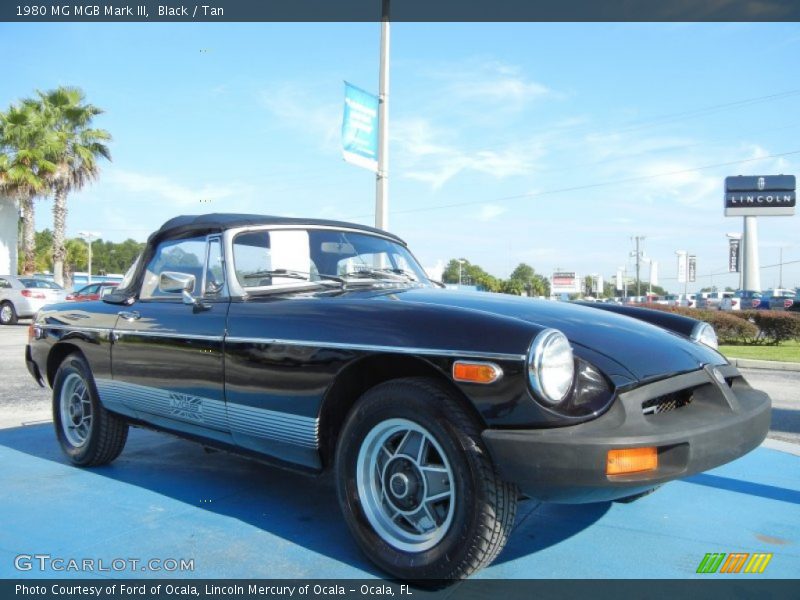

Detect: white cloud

[433,60,552,112]
[476,204,507,221]
[393,117,545,188]
[106,168,252,207]
[258,83,340,149]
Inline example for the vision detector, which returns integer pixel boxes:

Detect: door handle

[118,310,141,321]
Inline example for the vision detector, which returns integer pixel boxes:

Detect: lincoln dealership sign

[724,175,796,216]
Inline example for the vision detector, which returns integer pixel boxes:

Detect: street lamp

[457,259,466,286]
[78,231,100,284]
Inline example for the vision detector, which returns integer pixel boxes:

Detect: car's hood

[375,287,726,381]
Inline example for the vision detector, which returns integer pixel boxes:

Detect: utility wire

[348,148,800,220]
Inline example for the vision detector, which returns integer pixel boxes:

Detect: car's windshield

[19,278,62,290]
[232,228,431,290]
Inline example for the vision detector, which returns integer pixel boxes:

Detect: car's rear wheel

[53,353,128,466]
[0,301,17,325]
[336,377,517,582]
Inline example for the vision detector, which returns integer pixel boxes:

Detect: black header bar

[3,0,800,23]
[3,579,800,600]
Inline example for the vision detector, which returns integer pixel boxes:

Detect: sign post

[724,175,796,292]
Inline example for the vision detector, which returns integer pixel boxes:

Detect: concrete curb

[762,438,800,457]
[728,357,800,371]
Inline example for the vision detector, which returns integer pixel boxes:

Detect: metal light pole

[78,231,99,284]
[457,259,465,285]
[375,0,390,231]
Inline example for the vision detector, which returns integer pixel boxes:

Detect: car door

[109,234,232,442]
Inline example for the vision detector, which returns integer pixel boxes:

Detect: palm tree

[35,87,111,286]
[0,104,57,274]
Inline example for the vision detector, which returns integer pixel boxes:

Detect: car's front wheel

[336,377,517,582]
[53,353,129,466]
[0,301,17,325]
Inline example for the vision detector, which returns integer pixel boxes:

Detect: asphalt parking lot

[0,323,798,579]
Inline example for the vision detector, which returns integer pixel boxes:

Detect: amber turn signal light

[606,447,658,475]
[452,361,502,384]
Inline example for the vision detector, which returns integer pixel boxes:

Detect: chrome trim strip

[95,378,319,448]
[113,330,224,342]
[41,325,112,334]
[226,223,402,245]
[225,336,526,361]
[227,403,318,449]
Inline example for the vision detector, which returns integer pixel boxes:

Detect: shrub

[751,311,800,345]
[703,311,759,344]
[635,303,758,343]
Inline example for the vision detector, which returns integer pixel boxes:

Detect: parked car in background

[665,293,696,308]
[784,290,800,313]
[696,291,733,310]
[765,289,797,311]
[26,213,772,581]
[66,282,119,301]
[0,276,68,325]
[721,290,763,311]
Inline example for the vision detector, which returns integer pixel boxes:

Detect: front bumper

[482,364,771,503]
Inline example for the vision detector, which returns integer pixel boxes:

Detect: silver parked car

[0,276,68,325]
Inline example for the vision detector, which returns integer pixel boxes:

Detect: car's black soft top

[152,213,405,245]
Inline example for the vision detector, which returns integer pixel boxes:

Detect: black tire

[336,377,517,582]
[0,301,18,325]
[52,353,128,466]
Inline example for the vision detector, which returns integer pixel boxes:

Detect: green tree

[442,258,498,289]
[508,263,550,296]
[0,103,57,274]
[34,87,111,286]
[501,279,524,295]
[509,263,536,284]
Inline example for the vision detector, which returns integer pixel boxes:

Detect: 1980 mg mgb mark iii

[26,214,771,580]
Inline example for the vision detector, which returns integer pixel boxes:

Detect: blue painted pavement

[0,424,797,579]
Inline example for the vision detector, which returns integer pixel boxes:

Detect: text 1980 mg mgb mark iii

[26,214,771,581]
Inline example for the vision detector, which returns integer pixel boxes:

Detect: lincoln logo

[757,177,765,190]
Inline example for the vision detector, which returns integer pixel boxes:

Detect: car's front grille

[642,389,694,416]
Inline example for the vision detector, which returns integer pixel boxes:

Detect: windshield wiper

[243,269,309,280]
[340,268,413,281]
[374,267,418,281]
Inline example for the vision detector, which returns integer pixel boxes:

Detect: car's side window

[140,237,208,300]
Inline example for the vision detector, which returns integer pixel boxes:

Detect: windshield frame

[224,225,432,296]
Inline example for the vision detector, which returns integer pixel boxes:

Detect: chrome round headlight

[691,322,718,350]
[528,329,576,405]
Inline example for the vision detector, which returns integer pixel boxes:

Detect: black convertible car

[26,214,771,581]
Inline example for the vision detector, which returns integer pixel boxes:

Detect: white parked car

[0,276,68,325]
[666,293,696,308]
[697,291,733,310]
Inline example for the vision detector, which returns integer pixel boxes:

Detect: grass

[719,339,800,363]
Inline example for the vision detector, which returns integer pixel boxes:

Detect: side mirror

[159,271,198,306]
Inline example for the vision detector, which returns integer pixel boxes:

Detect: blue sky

[2,22,799,290]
